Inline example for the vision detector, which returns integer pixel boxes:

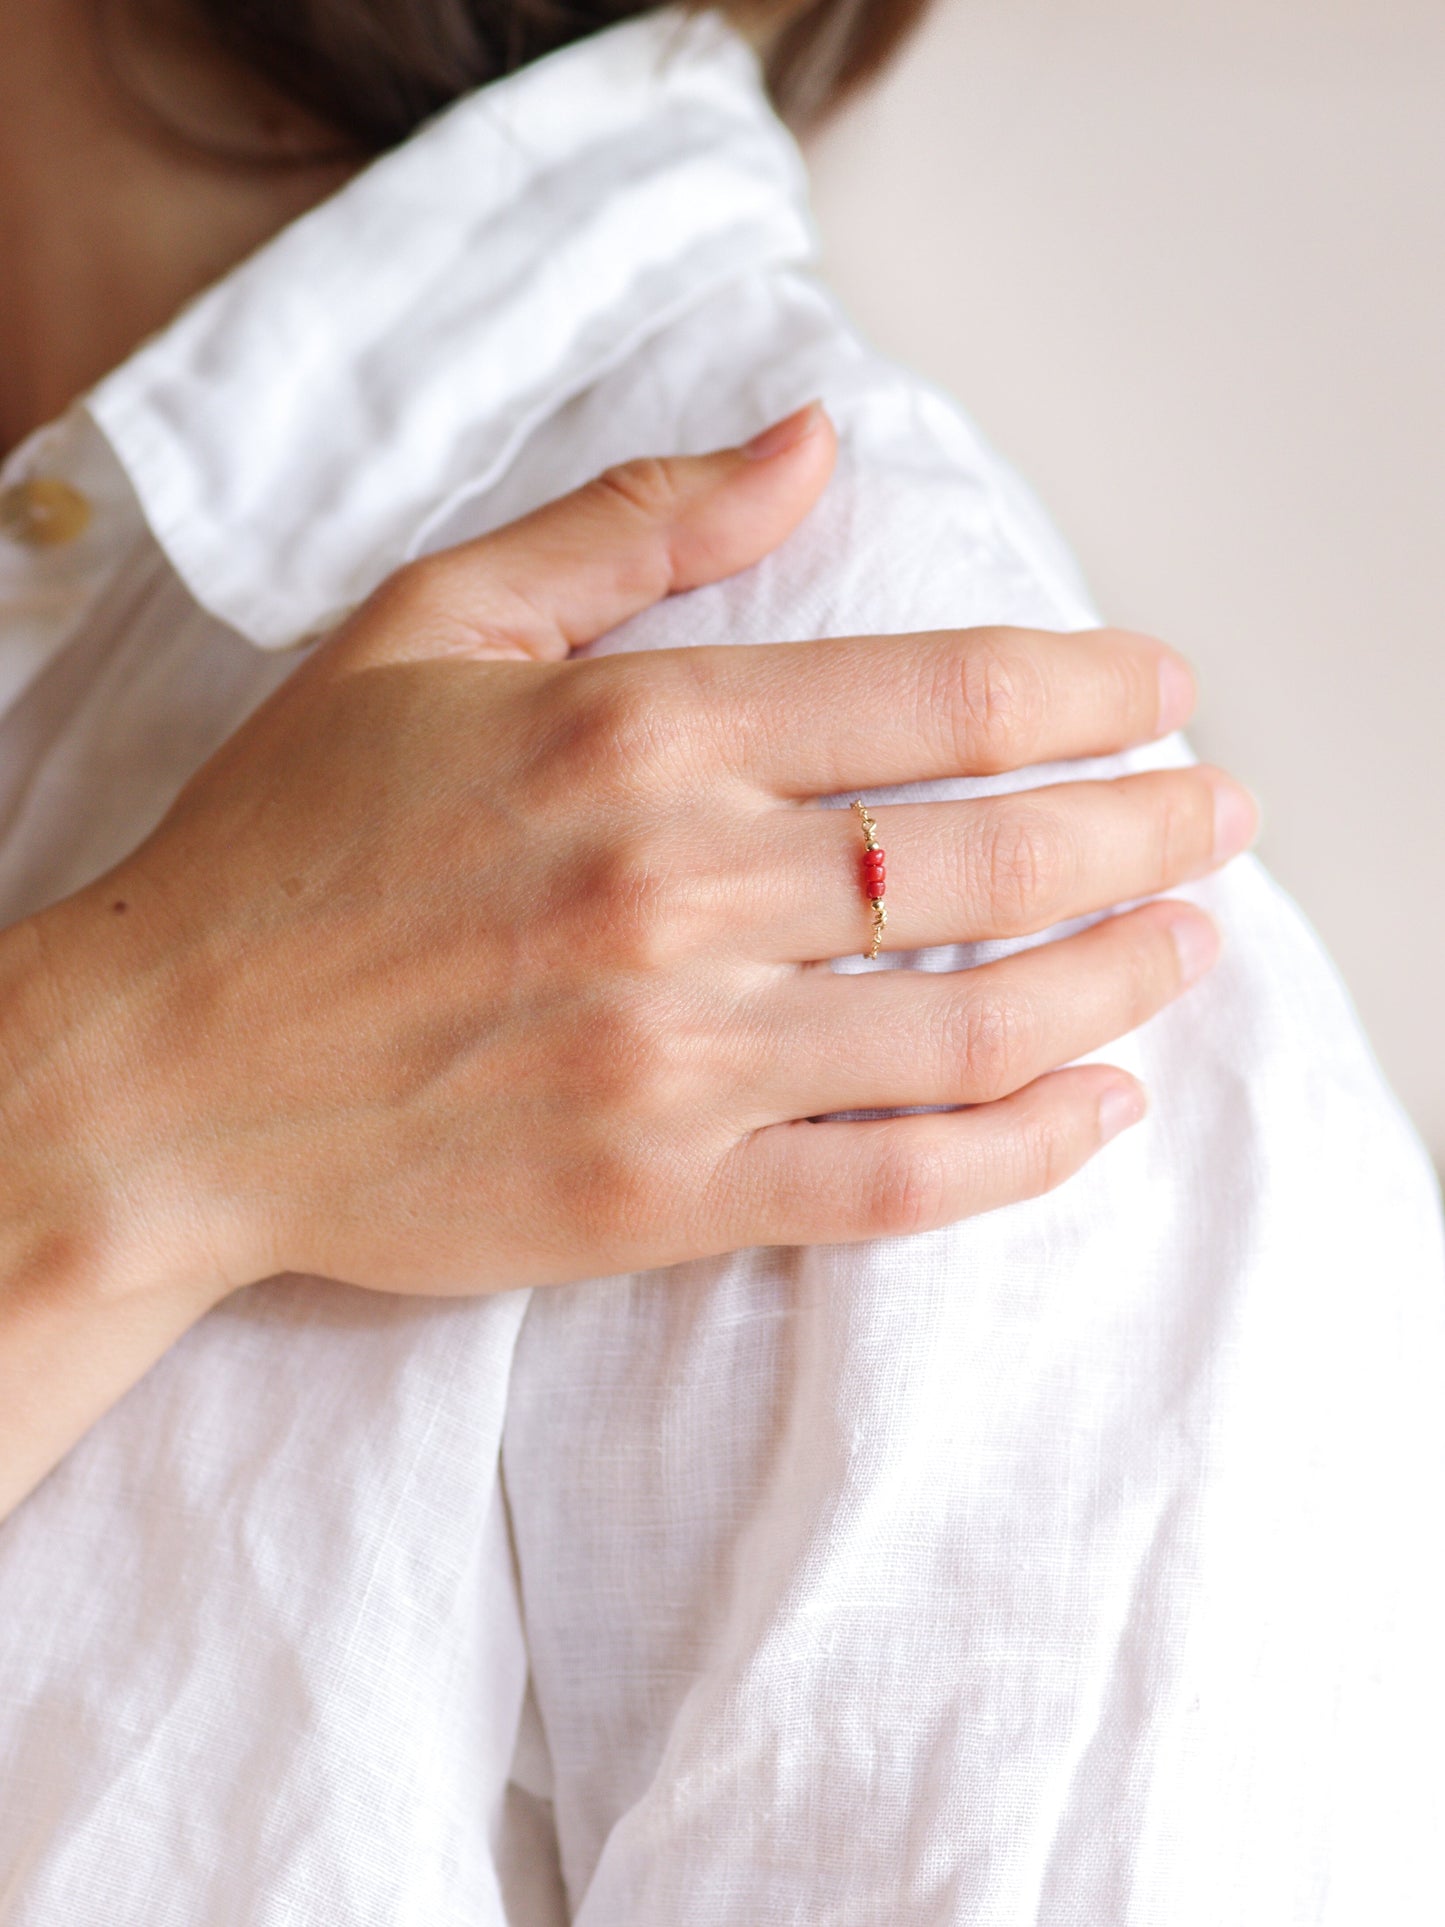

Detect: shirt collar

[82,8,815,650]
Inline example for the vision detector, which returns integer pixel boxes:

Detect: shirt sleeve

[497,351,1445,1924]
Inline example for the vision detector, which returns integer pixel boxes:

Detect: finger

[337,403,837,668]
[657,623,1195,794]
[721,1064,1147,1247]
[752,900,1217,1118]
[746,767,1255,960]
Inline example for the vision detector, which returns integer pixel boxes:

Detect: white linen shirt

[0,13,1442,1924]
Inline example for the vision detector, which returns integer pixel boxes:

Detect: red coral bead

[870,880,887,899]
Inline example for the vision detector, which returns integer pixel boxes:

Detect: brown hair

[151,0,932,150]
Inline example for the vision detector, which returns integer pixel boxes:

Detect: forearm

[0,1253,226,1521]
[0,898,231,1521]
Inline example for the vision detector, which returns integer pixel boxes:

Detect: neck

[0,0,356,458]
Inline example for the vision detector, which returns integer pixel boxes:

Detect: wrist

[0,880,247,1308]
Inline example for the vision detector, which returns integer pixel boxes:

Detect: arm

[0,1254,225,1526]
[0,410,1240,1520]
[0,901,231,1519]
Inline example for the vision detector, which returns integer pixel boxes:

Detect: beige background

[806,0,1445,1171]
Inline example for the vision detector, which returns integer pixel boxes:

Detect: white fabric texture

[0,12,1442,1923]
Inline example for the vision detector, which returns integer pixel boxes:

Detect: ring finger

[744,766,1254,962]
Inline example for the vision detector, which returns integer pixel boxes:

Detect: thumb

[337,403,837,667]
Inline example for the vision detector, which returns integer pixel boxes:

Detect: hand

[6,404,1253,1305]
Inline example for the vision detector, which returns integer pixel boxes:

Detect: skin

[0,0,355,455]
[0,2,1258,1521]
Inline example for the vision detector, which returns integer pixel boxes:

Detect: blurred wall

[806,0,1445,1171]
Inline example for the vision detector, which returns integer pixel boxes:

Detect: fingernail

[1168,909,1221,988]
[1210,774,1260,864]
[743,400,823,461]
[1156,653,1196,735]
[1098,1082,1148,1144]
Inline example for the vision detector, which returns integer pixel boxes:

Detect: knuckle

[953,633,1045,768]
[1117,912,1174,1021]
[978,808,1066,931]
[1088,627,1160,732]
[564,833,693,974]
[1151,776,1211,888]
[607,848,686,973]
[544,665,694,801]
[591,456,680,527]
[564,672,651,767]
[950,986,1029,1101]
[1101,634,1153,727]
[1019,1107,1078,1199]
[858,1140,950,1239]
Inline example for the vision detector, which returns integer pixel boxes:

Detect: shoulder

[413,265,1099,651]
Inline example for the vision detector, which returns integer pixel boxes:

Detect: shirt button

[0,478,93,549]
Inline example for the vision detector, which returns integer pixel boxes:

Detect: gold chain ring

[851,799,888,960]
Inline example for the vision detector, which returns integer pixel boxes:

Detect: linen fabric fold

[0,11,1441,1923]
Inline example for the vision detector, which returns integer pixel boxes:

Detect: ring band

[851,799,888,960]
